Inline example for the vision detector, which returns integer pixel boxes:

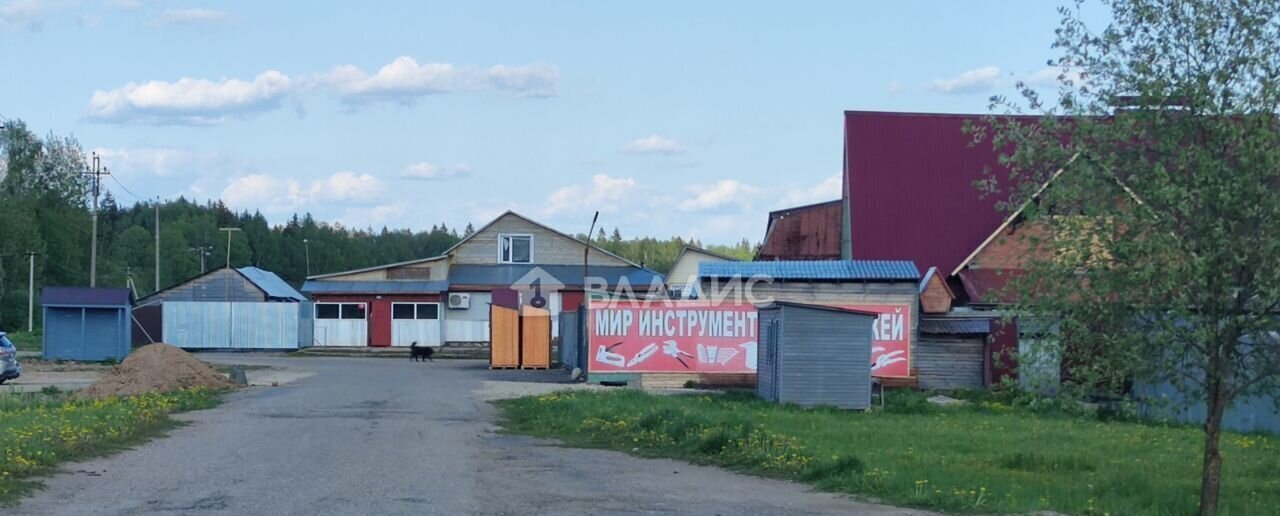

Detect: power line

[107,173,143,201]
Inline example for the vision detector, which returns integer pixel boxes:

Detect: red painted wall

[560,290,585,312]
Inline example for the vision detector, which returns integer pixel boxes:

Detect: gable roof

[237,266,306,301]
[700,260,919,282]
[672,244,740,267]
[757,199,842,261]
[442,210,644,268]
[844,111,1051,275]
[918,266,954,297]
[41,287,134,307]
[950,153,1082,276]
[138,266,303,304]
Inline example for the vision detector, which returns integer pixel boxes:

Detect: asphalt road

[12,355,926,516]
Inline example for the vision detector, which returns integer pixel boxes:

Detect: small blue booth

[41,287,134,361]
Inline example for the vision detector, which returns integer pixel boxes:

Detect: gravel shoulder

[11,356,926,516]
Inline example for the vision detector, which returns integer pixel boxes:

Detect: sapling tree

[977,1,1280,513]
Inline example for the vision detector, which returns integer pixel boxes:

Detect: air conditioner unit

[447,293,471,309]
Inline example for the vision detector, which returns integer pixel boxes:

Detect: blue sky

[0,1,1101,244]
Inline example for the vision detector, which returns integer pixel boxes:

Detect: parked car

[0,332,20,384]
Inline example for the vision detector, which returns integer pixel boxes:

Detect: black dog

[409,342,434,362]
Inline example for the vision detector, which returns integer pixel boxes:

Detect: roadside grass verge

[6,332,40,353]
[496,389,1279,515]
[0,387,224,505]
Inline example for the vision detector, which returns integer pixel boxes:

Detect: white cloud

[401,162,472,180]
[929,66,1000,94]
[0,0,43,30]
[87,71,293,125]
[546,174,637,215]
[321,56,559,105]
[220,171,383,213]
[776,173,841,207]
[1024,66,1086,87]
[677,179,760,212]
[308,171,383,203]
[621,134,686,155]
[91,147,213,177]
[154,8,235,26]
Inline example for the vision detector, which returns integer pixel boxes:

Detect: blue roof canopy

[237,266,306,301]
[302,280,450,295]
[699,260,919,282]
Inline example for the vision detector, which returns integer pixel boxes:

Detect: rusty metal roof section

[756,199,842,261]
[845,111,1032,275]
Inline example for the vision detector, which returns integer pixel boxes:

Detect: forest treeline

[0,119,754,328]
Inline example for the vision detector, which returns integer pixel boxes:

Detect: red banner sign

[588,301,758,373]
[838,304,911,379]
[586,300,912,378]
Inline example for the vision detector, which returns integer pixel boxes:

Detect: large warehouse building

[302,211,663,349]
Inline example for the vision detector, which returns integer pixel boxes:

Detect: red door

[369,300,392,347]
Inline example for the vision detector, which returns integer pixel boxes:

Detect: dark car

[0,332,20,384]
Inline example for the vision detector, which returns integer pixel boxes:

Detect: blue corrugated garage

[42,287,134,361]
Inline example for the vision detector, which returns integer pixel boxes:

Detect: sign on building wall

[838,304,912,379]
[586,301,912,378]
[588,301,759,374]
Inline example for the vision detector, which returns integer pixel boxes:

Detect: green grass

[496,389,1280,515]
[6,332,40,353]
[0,387,224,505]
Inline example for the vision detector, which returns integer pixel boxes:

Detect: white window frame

[498,233,534,264]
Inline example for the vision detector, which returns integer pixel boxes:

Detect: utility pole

[190,246,211,273]
[84,153,110,287]
[220,227,241,270]
[303,239,311,277]
[584,211,599,299]
[25,251,35,333]
[219,227,242,348]
[154,198,161,292]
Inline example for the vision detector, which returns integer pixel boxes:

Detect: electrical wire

[107,173,143,201]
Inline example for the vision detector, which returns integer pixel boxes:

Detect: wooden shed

[757,301,876,410]
[41,287,134,362]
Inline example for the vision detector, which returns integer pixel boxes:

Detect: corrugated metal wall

[297,302,314,348]
[44,307,131,361]
[756,309,781,402]
[761,305,874,410]
[163,302,302,349]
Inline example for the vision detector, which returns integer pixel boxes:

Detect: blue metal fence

[163,302,306,350]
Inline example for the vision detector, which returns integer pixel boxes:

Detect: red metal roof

[845,111,1028,275]
[956,268,1023,304]
[756,200,842,261]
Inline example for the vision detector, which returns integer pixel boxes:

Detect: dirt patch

[78,343,238,399]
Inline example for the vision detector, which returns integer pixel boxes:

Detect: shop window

[340,303,366,320]
[316,303,340,319]
[392,303,415,319]
[417,303,440,320]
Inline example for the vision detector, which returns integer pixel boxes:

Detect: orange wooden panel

[490,305,521,368]
[520,306,551,368]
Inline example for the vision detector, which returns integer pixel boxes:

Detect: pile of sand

[78,343,239,399]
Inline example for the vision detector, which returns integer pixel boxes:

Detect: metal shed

[41,287,134,361]
[757,301,876,410]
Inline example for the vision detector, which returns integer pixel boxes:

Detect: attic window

[500,234,533,264]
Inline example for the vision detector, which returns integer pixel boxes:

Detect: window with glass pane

[500,235,532,263]
[340,303,366,319]
[416,303,439,320]
[392,304,415,319]
[316,304,340,319]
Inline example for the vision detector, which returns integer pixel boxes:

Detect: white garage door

[313,302,367,347]
[391,302,442,347]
